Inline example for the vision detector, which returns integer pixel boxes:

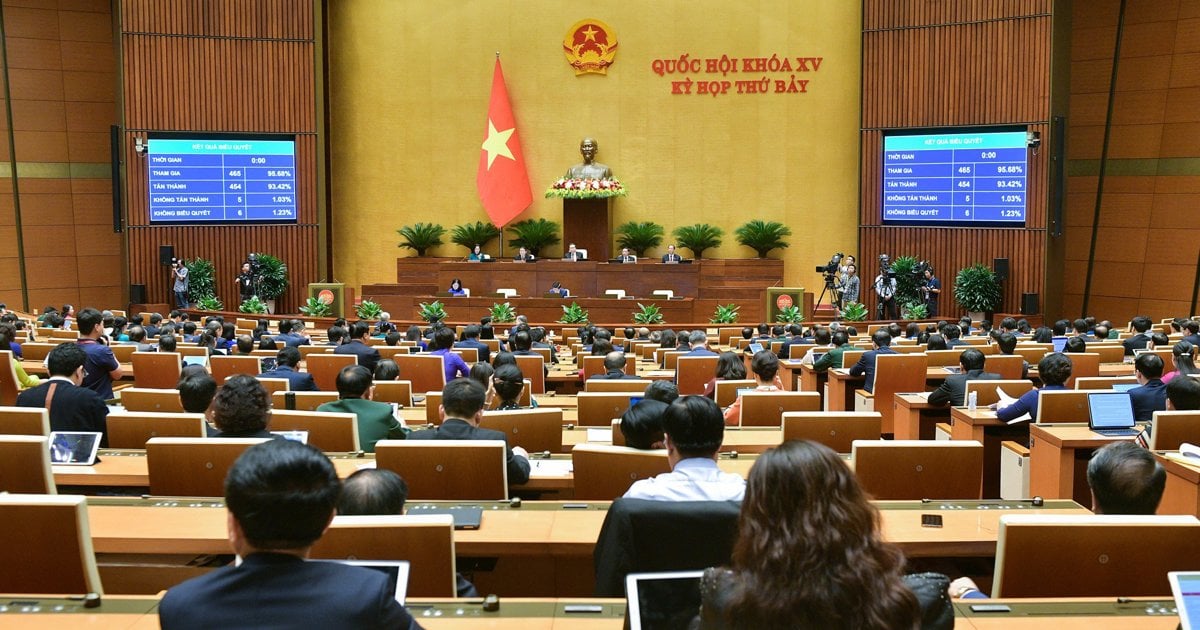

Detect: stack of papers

[996,387,1031,424]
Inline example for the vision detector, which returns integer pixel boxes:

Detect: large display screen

[882,129,1027,226]
[147,135,297,224]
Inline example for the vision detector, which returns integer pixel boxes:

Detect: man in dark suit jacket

[1128,353,1168,422]
[158,439,420,630]
[617,247,637,263]
[1123,315,1154,356]
[335,321,381,373]
[256,346,317,391]
[682,330,718,357]
[1182,320,1200,347]
[408,379,531,485]
[661,244,683,263]
[928,348,1003,407]
[276,319,313,348]
[849,329,898,394]
[943,324,968,349]
[16,343,109,447]
[590,351,640,379]
[453,324,491,365]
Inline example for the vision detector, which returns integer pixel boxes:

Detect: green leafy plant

[450,221,501,253]
[954,264,1003,314]
[238,296,269,314]
[397,222,446,256]
[889,256,924,310]
[558,301,590,324]
[506,218,561,256]
[489,302,517,324]
[195,295,224,311]
[901,301,928,321]
[632,302,664,325]
[672,223,723,260]
[183,258,217,304]
[734,220,792,258]
[355,299,383,320]
[615,221,665,257]
[253,253,289,301]
[299,296,332,317]
[775,305,803,324]
[709,303,741,324]
[418,300,447,323]
[840,301,868,322]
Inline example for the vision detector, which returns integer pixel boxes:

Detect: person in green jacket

[317,365,406,453]
[812,330,861,372]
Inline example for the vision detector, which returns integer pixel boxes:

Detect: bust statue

[565,137,614,180]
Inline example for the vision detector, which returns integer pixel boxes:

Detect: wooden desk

[1156,452,1200,519]
[561,426,785,454]
[949,407,1032,498]
[1029,424,1143,504]
[953,598,1180,629]
[826,369,863,411]
[892,393,949,440]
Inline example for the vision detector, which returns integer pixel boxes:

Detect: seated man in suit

[211,375,275,439]
[1123,315,1154,356]
[995,331,1030,379]
[257,346,318,391]
[562,243,585,261]
[335,321,381,374]
[453,324,491,365]
[278,320,313,348]
[591,351,639,379]
[942,323,967,349]
[158,439,421,629]
[317,365,406,453]
[529,327,559,364]
[928,348,1003,407]
[178,368,218,435]
[624,396,745,501]
[16,342,109,446]
[848,329,898,394]
[408,378,530,485]
[1183,320,1200,347]
[512,246,535,262]
[661,243,683,263]
[683,330,719,357]
[617,247,637,263]
[1128,352,1168,423]
[812,330,861,373]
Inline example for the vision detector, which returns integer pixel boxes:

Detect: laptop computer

[625,570,704,630]
[1052,336,1069,352]
[1171,571,1200,630]
[1111,382,1138,392]
[404,505,484,530]
[810,352,827,364]
[271,430,309,444]
[748,342,764,354]
[48,431,102,466]
[326,560,411,604]
[1087,391,1140,436]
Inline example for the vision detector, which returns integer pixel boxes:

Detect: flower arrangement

[545,178,628,199]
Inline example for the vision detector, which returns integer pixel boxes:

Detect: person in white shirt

[623,396,746,502]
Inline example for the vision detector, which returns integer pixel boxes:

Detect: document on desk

[586,427,612,443]
[912,391,931,400]
[996,388,1031,424]
[529,459,573,476]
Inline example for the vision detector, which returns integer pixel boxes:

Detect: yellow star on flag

[481,119,515,169]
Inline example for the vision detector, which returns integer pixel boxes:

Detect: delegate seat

[306,353,358,391]
[713,379,756,408]
[1035,390,1091,423]
[310,514,457,598]
[853,353,928,434]
[269,409,360,452]
[480,407,564,454]
[106,412,208,448]
[571,443,670,501]
[131,352,182,389]
[513,355,546,394]
[676,356,719,395]
[375,440,509,500]
[735,390,821,427]
[782,411,882,453]
[394,355,447,398]
[0,435,55,494]
[1149,410,1200,451]
[963,379,1036,407]
[851,439,984,500]
[146,437,269,497]
[211,355,262,384]
[577,392,639,427]
[371,380,414,407]
[0,406,50,436]
[0,495,103,594]
[584,378,653,393]
[119,387,184,413]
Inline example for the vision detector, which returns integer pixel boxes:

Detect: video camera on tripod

[815,252,844,284]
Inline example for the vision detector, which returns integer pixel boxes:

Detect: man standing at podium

[565,137,613,180]
[661,244,682,263]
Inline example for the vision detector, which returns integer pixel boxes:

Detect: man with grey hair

[683,330,717,357]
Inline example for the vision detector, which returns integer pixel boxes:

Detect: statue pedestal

[562,198,612,261]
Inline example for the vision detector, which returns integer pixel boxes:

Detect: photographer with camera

[816,253,845,312]
[841,263,860,306]
[922,267,941,318]
[237,260,257,302]
[170,257,189,309]
[874,255,898,320]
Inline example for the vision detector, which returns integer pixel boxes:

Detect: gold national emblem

[318,289,335,305]
[563,19,617,75]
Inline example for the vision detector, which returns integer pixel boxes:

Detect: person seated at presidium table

[563,242,585,261]
[317,365,406,453]
[547,280,569,297]
[408,378,530,485]
[616,247,636,263]
[927,348,1002,407]
[257,346,318,392]
[623,396,745,502]
[446,278,466,297]
[662,243,683,263]
[158,440,422,630]
[467,244,487,261]
[513,246,535,262]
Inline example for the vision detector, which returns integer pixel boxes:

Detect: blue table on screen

[147,139,297,223]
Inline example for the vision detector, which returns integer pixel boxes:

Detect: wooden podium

[562,198,612,261]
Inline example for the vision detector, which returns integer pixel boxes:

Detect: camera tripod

[814,274,843,316]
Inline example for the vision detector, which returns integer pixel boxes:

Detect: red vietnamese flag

[476,58,532,228]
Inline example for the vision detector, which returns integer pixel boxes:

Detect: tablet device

[259,357,277,372]
[327,560,410,604]
[625,570,703,630]
[271,430,309,444]
[1170,571,1200,630]
[182,354,209,368]
[1111,382,1138,392]
[404,505,484,530]
[48,431,102,465]
[748,343,764,354]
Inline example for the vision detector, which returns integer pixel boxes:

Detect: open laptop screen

[625,570,703,630]
[1051,336,1068,352]
[1088,392,1135,430]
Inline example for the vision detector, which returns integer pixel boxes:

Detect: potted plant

[239,296,269,314]
[558,301,589,324]
[633,303,664,325]
[397,222,446,257]
[489,302,517,324]
[615,221,664,257]
[355,299,383,321]
[954,264,1002,321]
[418,300,447,324]
[734,220,792,258]
[710,303,740,324]
[901,301,928,321]
[183,257,216,307]
[196,295,224,311]
[299,296,332,317]
[840,301,868,322]
[889,255,924,311]
[450,221,501,255]
[672,223,723,260]
[253,253,289,314]
[775,305,803,324]
[506,218,560,257]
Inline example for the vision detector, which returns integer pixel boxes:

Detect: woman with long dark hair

[1164,340,1200,383]
[702,351,748,399]
[697,440,920,629]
